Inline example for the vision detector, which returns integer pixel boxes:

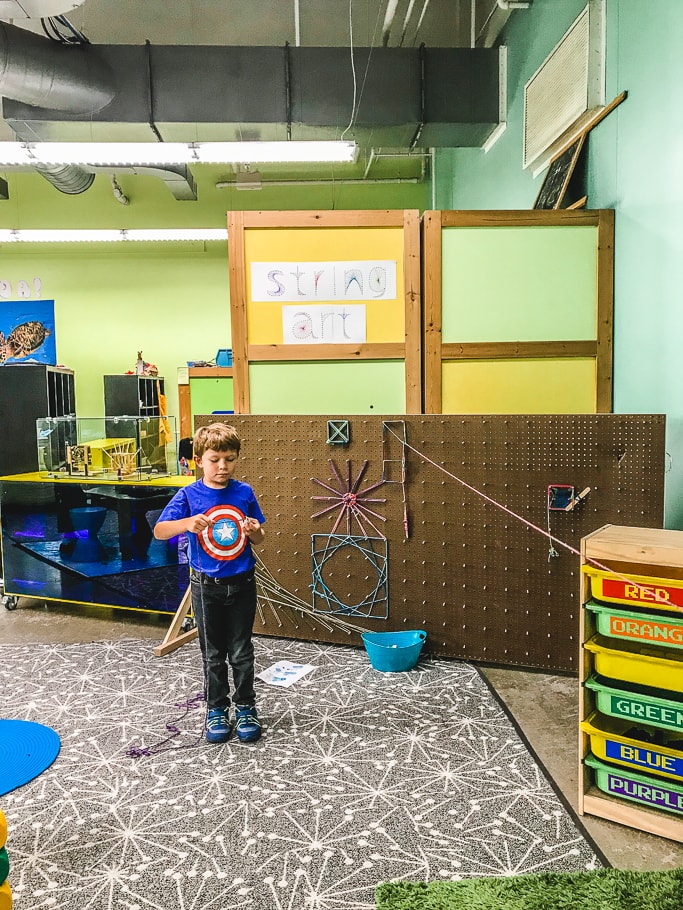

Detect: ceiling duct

[2,43,501,151]
[0,20,113,113]
[33,161,94,193]
[0,21,196,199]
[0,19,109,195]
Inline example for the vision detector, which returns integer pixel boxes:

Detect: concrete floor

[2,596,683,871]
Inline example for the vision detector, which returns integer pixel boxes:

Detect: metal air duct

[0,20,113,195]
[0,20,114,113]
[32,162,94,193]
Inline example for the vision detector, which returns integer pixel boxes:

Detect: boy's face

[195,447,239,489]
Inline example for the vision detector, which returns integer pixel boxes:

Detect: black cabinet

[0,365,76,475]
[103,375,168,473]
[103,375,163,420]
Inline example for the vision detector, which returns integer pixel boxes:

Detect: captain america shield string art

[199,505,248,561]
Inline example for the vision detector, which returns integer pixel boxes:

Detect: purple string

[127,691,206,759]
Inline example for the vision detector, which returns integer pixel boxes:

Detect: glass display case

[37,415,177,480]
[0,474,190,614]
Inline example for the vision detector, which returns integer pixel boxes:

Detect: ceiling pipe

[33,162,95,194]
[496,0,531,9]
[0,23,196,199]
[216,177,421,189]
[381,0,400,47]
[0,20,111,195]
[0,20,114,113]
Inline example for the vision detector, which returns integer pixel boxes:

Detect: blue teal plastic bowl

[361,630,427,672]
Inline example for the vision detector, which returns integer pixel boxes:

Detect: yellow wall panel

[244,226,405,344]
[442,358,596,414]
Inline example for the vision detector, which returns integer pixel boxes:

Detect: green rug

[376,868,683,910]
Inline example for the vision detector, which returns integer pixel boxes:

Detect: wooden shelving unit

[178,367,233,438]
[579,524,683,842]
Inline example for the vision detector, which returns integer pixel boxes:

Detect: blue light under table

[0,472,192,614]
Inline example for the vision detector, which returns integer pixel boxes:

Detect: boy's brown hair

[193,423,241,458]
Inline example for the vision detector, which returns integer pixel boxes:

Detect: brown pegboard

[195,413,665,671]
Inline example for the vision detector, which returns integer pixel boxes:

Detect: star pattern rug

[0,636,602,909]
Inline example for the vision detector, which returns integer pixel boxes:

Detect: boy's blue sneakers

[206,707,230,744]
[235,705,262,743]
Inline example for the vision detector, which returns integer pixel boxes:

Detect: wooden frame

[227,210,422,414]
[422,209,614,415]
[533,133,586,210]
[154,586,196,657]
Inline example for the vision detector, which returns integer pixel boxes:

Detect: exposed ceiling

[0,0,520,195]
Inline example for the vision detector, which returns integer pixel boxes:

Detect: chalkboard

[533,134,585,210]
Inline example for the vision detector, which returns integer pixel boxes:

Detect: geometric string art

[311,458,386,538]
[311,533,388,619]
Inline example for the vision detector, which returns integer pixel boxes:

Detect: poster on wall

[0,299,56,366]
[282,304,367,344]
[251,260,397,302]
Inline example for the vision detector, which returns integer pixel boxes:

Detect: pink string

[395,433,682,612]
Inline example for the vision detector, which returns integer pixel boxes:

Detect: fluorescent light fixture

[0,140,358,166]
[0,228,228,243]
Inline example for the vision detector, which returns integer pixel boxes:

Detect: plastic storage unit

[579,524,683,842]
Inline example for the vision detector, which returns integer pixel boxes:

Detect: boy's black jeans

[190,573,257,710]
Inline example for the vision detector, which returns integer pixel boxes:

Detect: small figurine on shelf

[130,352,158,377]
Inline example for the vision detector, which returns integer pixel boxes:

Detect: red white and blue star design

[198,505,247,561]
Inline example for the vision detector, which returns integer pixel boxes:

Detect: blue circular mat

[0,719,61,797]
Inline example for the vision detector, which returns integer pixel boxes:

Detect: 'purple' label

[606,771,683,813]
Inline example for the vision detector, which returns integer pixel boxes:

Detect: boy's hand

[186,514,215,534]
[242,517,264,542]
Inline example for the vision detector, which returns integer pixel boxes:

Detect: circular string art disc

[0,719,61,798]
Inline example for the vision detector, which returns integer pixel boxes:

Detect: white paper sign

[257,661,316,688]
[251,260,396,302]
[282,304,366,344]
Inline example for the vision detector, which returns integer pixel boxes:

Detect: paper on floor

[257,660,316,687]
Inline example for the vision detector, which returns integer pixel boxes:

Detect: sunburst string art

[311,458,387,537]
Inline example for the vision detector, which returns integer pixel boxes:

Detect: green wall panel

[441,225,598,342]
[249,361,406,414]
[190,377,234,419]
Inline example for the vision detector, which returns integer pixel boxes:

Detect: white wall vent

[523,2,604,170]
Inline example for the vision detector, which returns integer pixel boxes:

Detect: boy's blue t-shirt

[158,478,265,578]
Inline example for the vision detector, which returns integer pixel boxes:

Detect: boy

[154,423,265,744]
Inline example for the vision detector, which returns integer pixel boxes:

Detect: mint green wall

[441,225,597,342]
[1,245,230,422]
[435,0,683,528]
[249,361,406,414]
[0,172,427,424]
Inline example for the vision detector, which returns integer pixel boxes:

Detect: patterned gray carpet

[0,637,602,909]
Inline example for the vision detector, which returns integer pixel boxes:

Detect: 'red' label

[600,577,683,609]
